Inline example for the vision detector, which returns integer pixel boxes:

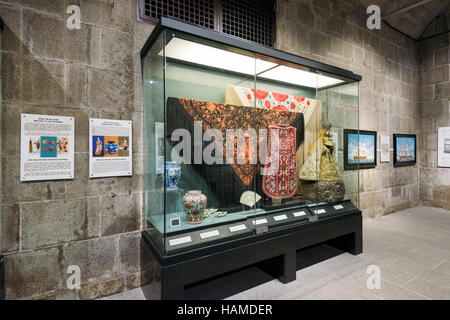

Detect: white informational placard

[155,122,165,174]
[438,127,450,167]
[169,236,192,247]
[252,218,268,226]
[331,131,339,163]
[200,230,220,240]
[20,114,75,182]
[380,135,390,163]
[273,214,288,221]
[293,211,306,217]
[229,224,246,232]
[89,118,132,178]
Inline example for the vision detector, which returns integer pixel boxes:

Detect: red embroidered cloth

[171,98,302,186]
[262,125,298,199]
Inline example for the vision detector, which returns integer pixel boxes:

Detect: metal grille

[140,0,215,29]
[139,0,275,46]
[222,0,274,47]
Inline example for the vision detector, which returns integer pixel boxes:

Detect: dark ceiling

[360,0,449,39]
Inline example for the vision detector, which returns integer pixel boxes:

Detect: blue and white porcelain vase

[165,161,181,190]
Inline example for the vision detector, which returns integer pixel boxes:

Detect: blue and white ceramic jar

[165,161,181,190]
[105,142,118,155]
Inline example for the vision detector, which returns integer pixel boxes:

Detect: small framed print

[393,134,416,167]
[344,129,377,170]
[169,217,181,229]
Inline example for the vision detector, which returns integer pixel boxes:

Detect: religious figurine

[95,137,103,156]
[319,125,341,182]
[299,122,345,203]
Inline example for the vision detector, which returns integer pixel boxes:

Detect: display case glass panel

[142,19,361,256]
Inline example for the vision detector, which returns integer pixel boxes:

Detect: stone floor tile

[106,287,145,300]
[101,207,450,300]
[271,273,340,300]
[362,245,403,265]
[406,235,450,253]
[335,274,383,300]
[224,293,247,300]
[434,262,450,276]
[403,278,450,300]
[240,281,287,300]
[411,245,450,262]
[376,262,416,287]
[374,279,428,300]
[389,258,450,288]
[384,246,444,269]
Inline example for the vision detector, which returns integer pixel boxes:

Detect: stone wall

[0,0,156,300]
[418,8,450,209]
[276,0,421,217]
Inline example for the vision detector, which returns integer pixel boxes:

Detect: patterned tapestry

[167,98,304,187]
[262,125,298,199]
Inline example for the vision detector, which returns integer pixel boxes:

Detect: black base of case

[142,208,363,300]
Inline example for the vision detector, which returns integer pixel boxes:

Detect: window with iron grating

[139,0,275,47]
[221,0,274,47]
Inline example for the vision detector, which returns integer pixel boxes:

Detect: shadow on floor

[184,243,345,300]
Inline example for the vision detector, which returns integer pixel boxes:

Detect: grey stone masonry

[276,0,421,217]
[418,9,450,210]
[0,0,156,300]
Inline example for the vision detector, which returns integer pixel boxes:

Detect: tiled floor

[103,207,450,300]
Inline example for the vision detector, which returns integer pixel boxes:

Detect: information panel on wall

[20,114,75,182]
[438,127,450,168]
[89,118,133,178]
[380,135,390,163]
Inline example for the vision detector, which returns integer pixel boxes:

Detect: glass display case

[141,18,361,258]
[0,15,4,301]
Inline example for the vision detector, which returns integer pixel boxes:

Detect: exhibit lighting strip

[163,38,344,89]
[258,65,344,88]
[163,38,277,75]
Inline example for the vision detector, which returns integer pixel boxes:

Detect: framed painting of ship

[393,134,416,167]
[344,129,377,170]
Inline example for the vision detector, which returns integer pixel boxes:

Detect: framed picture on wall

[393,134,416,167]
[344,129,377,170]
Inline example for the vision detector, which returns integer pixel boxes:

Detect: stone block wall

[418,9,450,210]
[0,0,157,300]
[276,0,421,218]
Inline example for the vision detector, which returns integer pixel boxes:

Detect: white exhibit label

[229,224,247,232]
[438,127,450,167]
[169,236,192,247]
[273,214,288,222]
[200,230,220,239]
[334,204,344,210]
[89,118,133,178]
[20,114,75,182]
[253,218,268,226]
[331,131,339,163]
[155,122,165,174]
[314,209,326,215]
[380,135,390,163]
[293,211,306,217]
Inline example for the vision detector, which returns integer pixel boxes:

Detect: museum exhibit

[0,0,449,302]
